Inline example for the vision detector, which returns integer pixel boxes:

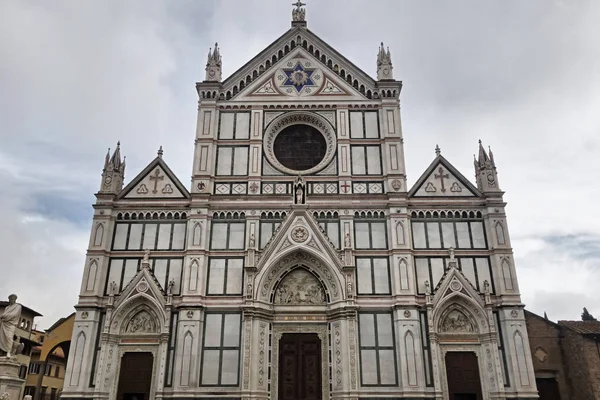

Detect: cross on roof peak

[293,0,306,11]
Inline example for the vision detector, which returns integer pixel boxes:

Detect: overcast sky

[0,0,598,328]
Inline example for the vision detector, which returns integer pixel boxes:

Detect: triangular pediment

[256,209,344,273]
[432,263,484,309]
[214,26,384,100]
[408,155,482,198]
[119,156,190,200]
[232,48,369,102]
[113,263,167,312]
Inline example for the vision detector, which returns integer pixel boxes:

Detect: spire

[292,0,307,26]
[474,140,501,192]
[99,141,126,195]
[109,141,122,169]
[377,42,394,80]
[205,42,222,82]
[435,144,441,157]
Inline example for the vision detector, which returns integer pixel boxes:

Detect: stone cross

[293,0,306,11]
[149,168,164,194]
[434,167,449,192]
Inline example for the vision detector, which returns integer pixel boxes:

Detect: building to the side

[62,4,539,400]
[0,299,42,395]
[525,310,600,400]
[24,313,75,400]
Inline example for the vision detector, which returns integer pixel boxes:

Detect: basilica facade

[62,5,538,400]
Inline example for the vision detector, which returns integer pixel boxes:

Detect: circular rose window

[273,124,327,171]
[264,112,336,175]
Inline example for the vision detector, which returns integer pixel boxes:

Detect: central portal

[116,352,154,400]
[278,333,322,400]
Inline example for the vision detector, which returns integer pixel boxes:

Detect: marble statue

[0,294,22,357]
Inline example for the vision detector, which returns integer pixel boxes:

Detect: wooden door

[116,352,154,400]
[278,333,322,400]
[445,351,483,400]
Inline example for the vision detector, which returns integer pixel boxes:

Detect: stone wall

[562,328,600,400]
[524,311,570,400]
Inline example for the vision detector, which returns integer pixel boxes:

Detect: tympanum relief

[124,310,158,334]
[441,310,475,333]
[274,269,326,305]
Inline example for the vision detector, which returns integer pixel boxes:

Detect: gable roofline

[408,154,483,198]
[524,309,561,329]
[217,26,387,95]
[117,155,190,200]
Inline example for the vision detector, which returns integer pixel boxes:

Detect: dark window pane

[273,124,326,170]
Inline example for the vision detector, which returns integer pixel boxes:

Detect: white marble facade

[62,6,538,400]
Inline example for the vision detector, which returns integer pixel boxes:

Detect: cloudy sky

[0,0,598,328]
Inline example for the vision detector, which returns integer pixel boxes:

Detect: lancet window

[112,219,186,251]
[356,257,391,295]
[358,312,398,386]
[210,213,246,250]
[351,145,383,175]
[411,216,487,250]
[206,257,244,295]
[200,312,242,387]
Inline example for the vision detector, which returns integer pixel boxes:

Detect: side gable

[232,47,369,102]
[215,26,388,100]
[118,156,190,200]
[408,155,482,198]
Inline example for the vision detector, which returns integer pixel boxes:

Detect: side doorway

[445,351,483,400]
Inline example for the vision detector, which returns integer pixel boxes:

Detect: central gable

[232,48,368,102]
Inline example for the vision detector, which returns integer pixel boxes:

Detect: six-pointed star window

[282,62,316,92]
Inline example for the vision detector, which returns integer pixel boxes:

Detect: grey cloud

[0,0,598,326]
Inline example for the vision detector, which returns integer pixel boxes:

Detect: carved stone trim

[242,318,252,389]
[271,323,329,400]
[263,111,337,175]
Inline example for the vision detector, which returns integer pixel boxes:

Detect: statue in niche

[441,310,475,333]
[124,310,157,334]
[274,269,325,305]
[294,175,305,205]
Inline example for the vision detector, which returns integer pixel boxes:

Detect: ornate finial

[292,0,306,23]
[377,41,393,80]
[205,42,222,82]
[448,246,455,260]
[435,144,441,156]
[157,145,163,158]
[142,249,151,268]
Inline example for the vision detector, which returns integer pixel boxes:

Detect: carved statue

[0,294,22,357]
[441,310,474,333]
[124,311,157,334]
[249,233,256,248]
[292,0,306,21]
[295,186,303,204]
[142,248,151,268]
[274,269,326,305]
[344,232,351,248]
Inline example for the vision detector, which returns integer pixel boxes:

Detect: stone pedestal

[0,357,24,399]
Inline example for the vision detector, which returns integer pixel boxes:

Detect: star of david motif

[282,62,316,92]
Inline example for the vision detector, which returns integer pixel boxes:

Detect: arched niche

[256,250,343,303]
[271,267,328,305]
[110,294,166,336]
[434,294,489,335]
